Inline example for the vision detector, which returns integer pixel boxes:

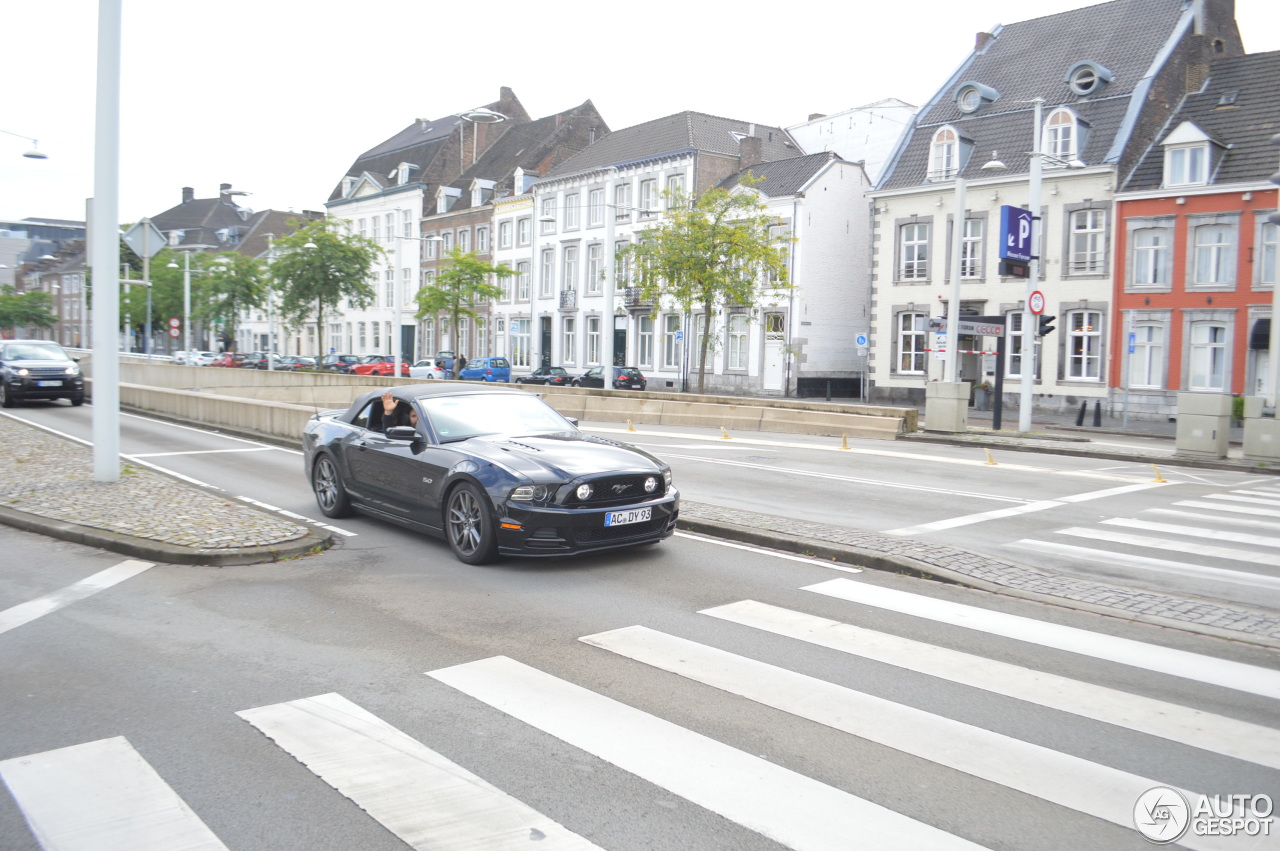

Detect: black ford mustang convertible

[303,384,679,564]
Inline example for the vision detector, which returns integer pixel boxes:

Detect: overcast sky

[4,0,1277,226]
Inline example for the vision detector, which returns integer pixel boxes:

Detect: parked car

[277,356,317,371]
[514,366,575,386]
[573,366,647,391]
[0,340,86,407]
[410,358,445,380]
[303,383,678,564]
[187,351,218,367]
[458,356,511,382]
[319,354,362,373]
[350,355,410,377]
[241,352,283,369]
[171,350,191,364]
[210,352,249,368]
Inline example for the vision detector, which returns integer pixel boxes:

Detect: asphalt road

[0,404,1277,850]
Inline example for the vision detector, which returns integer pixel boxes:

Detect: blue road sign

[1128,332,1136,354]
[855,333,868,347]
[999,205,1034,262]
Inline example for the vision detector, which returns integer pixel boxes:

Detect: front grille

[26,367,70,379]
[575,517,665,543]
[560,475,665,507]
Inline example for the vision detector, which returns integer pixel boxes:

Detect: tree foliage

[619,179,791,393]
[415,248,513,354]
[0,286,56,334]
[269,217,382,356]
[190,252,268,352]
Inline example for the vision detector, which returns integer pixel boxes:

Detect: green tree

[190,252,267,352]
[0,286,56,335]
[620,179,791,393]
[415,248,513,354]
[269,217,382,356]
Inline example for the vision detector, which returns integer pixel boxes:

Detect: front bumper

[5,375,84,400]
[496,489,679,557]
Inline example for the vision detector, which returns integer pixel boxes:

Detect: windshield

[419,392,573,443]
[3,343,72,362]
[618,368,643,378]
[547,367,567,375]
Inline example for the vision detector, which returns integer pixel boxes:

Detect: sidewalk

[2,410,1278,650]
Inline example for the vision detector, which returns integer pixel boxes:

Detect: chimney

[975,31,995,51]
[739,136,764,170]
[182,187,194,204]
[808,113,827,122]
[219,183,232,201]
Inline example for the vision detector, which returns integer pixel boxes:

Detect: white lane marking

[660,453,1027,504]
[580,626,1219,844]
[0,736,227,850]
[236,496,357,537]
[1008,539,1280,592]
[1102,517,1280,548]
[804,578,1280,701]
[674,531,862,572]
[0,560,154,636]
[589,426,1150,482]
[238,693,598,850]
[1056,527,1280,568]
[1145,507,1280,533]
[127,447,276,458]
[1176,499,1280,518]
[1204,493,1280,507]
[701,600,1280,771]
[429,656,982,851]
[884,482,1166,535]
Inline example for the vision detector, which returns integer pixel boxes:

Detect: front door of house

[763,313,785,391]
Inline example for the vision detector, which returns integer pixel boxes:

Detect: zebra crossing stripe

[429,655,984,851]
[1102,516,1280,548]
[0,560,155,636]
[804,579,1280,701]
[0,736,226,850]
[1057,526,1280,567]
[577,625,1258,851]
[1008,538,1280,591]
[1205,493,1280,507]
[237,693,599,851]
[1176,499,1280,518]
[700,600,1280,771]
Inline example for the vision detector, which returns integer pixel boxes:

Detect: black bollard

[1075,401,1087,427]
[1093,400,1102,427]
[826,380,831,402]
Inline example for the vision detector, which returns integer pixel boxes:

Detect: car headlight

[65,366,80,376]
[644,476,657,493]
[576,483,593,500]
[510,485,550,502]
[16,368,29,376]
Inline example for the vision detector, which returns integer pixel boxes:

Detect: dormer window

[470,178,496,207]
[1043,109,1079,163]
[436,187,461,214]
[1065,61,1114,96]
[395,162,417,186]
[954,82,999,114]
[929,127,958,180]
[1160,121,1214,187]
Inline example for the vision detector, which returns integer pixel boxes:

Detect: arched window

[1044,109,1077,162]
[929,127,958,180]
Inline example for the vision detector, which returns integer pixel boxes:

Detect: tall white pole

[1019,98,1044,433]
[944,177,967,384]
[603,172,617,372]
[183,250,191,358]
[92,0,121,482]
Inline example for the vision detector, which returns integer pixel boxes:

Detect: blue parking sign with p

[1000,205,1034,262]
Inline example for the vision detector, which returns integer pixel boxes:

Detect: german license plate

[36,380,61,387]
[605,507,651,527]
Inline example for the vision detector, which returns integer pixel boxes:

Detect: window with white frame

[541,198,556,234]
[562,317,576,363]
[476,227,489,252]
[516,261,530,301]
[358,322,367,351]
[424,319,435,355]
[457,318,469,355]
[1131,226,1171,287]
[639,180,657,216]
[1165,144,1208,187]
[1066,309,1103,380]
[1005,312,1041,379]
[900,222,929,279]
[586,244,603,295]
[1192,222,1235,286]
[498,221,512,248]
[663,314,682,369]
[1258,219,1276,287]
[897,312,926,374]
[540,250,554,298]
[511,318,531,368]
[385,214,395,242]
[425,235,438,259]
[929,127,957,180]
[666,174,685,207]
[476,319,487,357]
[330,323,343,352]
[588,189,604,226]
[614,183,632,221]
[402,268,412,305]
[1129,322,1164,388]
[1188,322,1227,390]
[384,269,395,307]
[586,316,601,364]
[372,217,381,243]
[402,210,413,238]
[357,219,366,238]
[727,313,749,370]
[441,232,453,253]
[562,246,579,291]
[638,316,654,368]
[372,321,381,351]
[1069,209,1106,274]
[564,194,579,230]
[517,218,530,245]
[614,240,631,289]
[457,229,470,253]
[961,218,983,278]
[346,322,353,351]
[1044,109,1077,161]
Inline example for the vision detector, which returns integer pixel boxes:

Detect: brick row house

[867,0,1244,416]
[1112,49,1280,418]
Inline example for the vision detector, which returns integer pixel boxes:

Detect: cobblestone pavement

[0,414,328,565]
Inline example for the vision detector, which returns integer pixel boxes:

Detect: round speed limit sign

[1028,290,1046,315]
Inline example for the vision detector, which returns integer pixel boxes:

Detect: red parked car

[349,354,410,377]
[210,352,248,368]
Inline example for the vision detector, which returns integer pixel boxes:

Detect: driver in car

[371,390,419,433]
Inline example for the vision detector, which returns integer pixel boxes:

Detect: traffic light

[1037,314,1057,337]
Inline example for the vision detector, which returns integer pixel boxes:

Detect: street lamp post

[0,128,49,159]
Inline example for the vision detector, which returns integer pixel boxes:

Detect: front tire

[70,395,85,407]
[0,384,15,408]
[445,482,498,565]
[312,455,353,518]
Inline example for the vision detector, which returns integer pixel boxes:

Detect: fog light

[576,483,593,500]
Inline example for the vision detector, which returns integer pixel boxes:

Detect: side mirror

[385,426,418,441]
[565,417,580,427]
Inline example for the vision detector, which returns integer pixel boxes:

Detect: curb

[677,515,1280,652]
